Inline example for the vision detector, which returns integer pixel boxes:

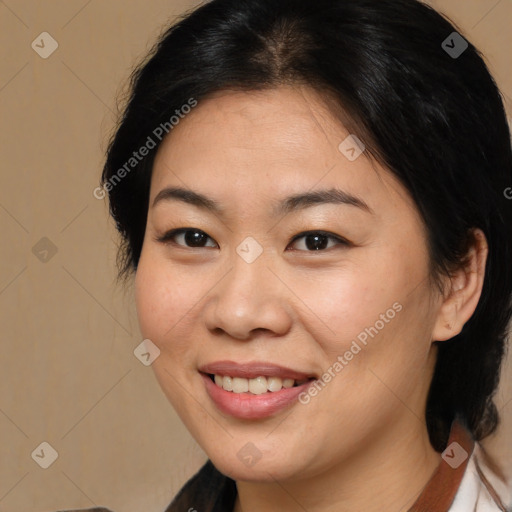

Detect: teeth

[267,376,282,392]
[282,378,294,388]
[212,374,309,394]
[249,376,267,395]
[232,377,249,393]
[222,376,233,392]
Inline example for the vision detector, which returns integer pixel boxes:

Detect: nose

[203,254,293,340]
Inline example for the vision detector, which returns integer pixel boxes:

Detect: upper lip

[199,360,316,380]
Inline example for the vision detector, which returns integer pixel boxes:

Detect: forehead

[150,86,412,216]
[155,86,346,160]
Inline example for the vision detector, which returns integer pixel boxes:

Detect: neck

[234,416,441,512]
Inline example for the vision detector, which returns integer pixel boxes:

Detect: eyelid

[155,228,350,251]
[155,228,218,247]
[287,230,351,251]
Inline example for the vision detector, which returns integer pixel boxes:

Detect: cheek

[134,252,200,352]
[289,259,407,348]
[291,242,433,372]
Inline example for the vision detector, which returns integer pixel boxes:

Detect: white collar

[449,444,510,511]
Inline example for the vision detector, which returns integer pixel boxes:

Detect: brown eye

[157,228,217,248]
[288,231,349,251]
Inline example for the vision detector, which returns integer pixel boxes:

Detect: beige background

[0,1,511,511]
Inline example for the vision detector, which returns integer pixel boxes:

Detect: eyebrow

[153,187,223,213]
[152,186,373,216]
[276,188,373,216]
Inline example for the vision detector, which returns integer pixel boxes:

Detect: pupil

[306,234,328,250]
[185,230,207,247]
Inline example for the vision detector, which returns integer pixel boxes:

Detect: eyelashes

[156,228,217,248]
[288,230,350,251]
[155,228,351,252]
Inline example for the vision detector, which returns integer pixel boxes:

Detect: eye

[287,231,349,251]
[156,228,217,248]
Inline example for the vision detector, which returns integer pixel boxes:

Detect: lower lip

[201,373,314,419]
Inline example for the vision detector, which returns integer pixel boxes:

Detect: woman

[71,0,512,510]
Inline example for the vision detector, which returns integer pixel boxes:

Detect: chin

[200,438,308,482]
[215,454,300,482]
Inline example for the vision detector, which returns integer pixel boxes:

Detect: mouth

[198,361,318,419]
[206,373,314,394]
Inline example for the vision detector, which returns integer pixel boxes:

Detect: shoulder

[55,509,114,512]
[450,443,511,512]
[164,459,237,512]
[53,462,234,512]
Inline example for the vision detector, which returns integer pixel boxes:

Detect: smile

[210,374,311,394]
[198,361,317,419]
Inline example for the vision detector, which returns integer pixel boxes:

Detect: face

[135,86,442,482]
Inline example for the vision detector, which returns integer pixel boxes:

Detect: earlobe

[432,229,488,342]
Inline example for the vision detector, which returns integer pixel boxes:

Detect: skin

[134,85,488,512]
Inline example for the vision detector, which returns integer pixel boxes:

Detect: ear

[432,229,488,342]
